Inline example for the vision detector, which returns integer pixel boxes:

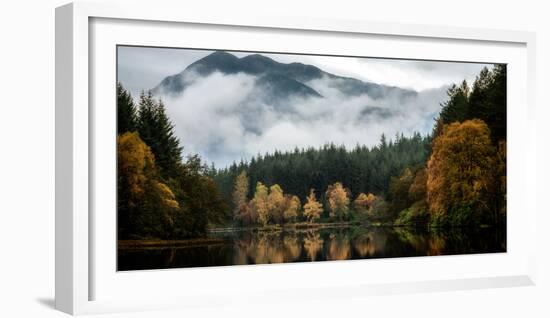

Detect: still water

[118,226,506,271]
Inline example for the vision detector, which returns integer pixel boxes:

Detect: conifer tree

[439,80,470,125]
[137,92,182,179]
[117,82,137,134]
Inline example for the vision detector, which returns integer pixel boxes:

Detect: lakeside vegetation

[117,64,506,244]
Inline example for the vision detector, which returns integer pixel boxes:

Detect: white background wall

[0,0,548,317]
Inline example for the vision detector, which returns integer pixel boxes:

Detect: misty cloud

[117,47,492,168]
[158,72,448,168]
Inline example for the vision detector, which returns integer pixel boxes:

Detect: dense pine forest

[117,64,506,241]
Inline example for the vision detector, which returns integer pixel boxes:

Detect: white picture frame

[55,1,538,315]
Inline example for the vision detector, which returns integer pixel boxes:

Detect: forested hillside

[209,134,431,216]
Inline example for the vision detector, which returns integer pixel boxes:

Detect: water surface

[118,226,506,271]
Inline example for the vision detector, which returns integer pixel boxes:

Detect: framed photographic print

[115,46,507,271]
[56,1,537,315]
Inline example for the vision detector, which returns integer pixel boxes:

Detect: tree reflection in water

[117,225,506,270]
[303,231,323,261]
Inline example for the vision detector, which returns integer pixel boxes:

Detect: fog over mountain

[123,50,485,168]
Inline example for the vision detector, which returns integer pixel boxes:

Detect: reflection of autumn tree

[283,234,301,261]
[233,232,255,265]
[428,234,446,256]
[303,231,324,261]
[249,231,287,264]
[353,233,376,257]
[394,227,428,253]
[353,230,388,257]
[327,233,351,260]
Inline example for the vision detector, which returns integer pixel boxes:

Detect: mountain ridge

[151,51,417,102]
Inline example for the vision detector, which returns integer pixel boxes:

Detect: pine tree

[439,80,470,124]
[137,92,183,179]
[117,82,137,134]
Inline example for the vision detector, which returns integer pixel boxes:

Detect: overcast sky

[118,46,492,96]
[117,46,494,168]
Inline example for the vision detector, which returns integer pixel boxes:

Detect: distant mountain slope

[142,50,450,170]
[152,51,417,102]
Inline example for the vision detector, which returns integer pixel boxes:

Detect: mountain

[142,50,450,170]
[151,51,417,102]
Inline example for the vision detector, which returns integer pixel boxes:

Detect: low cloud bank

[159,72,448,168]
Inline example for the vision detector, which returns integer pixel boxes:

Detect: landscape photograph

[116,46,507,271]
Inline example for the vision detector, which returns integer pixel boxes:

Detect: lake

[117,226,506,271]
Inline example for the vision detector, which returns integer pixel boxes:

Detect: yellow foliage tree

[232,171,249,222]
[354,193,370,214]
[117,132,179,238]
[326,182,350,221]
[268,184,285,224]
[251,182,270,226]
[117,131,156,202]
[283,195,301,223]
[303,189,323,223]
[427,119,495,225]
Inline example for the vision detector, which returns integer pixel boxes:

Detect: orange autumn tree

[117,132,179,238]
[426,119,495,226]
[326,182,350,221]
[283,195,301,223]
[354,193,370,214]
[267,184,286,224]
[251,182,270,226]
[303,189,323,224]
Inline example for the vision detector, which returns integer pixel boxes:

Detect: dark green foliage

[437,64,507,143]
[136,91,183,179]
[394,201,429,227]
[387,168,415,219]
[117,82,137,134]
[439,80,470,125]
[117,87,228,240]
[472,65,507,142]
[429,204,488,228]
[169,155,229,237]
[211,132,431,214]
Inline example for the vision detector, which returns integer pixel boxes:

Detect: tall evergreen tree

[137,92,183,179]
[485,64,507,142]
[439,80,470,125]
[117,82,137,134]
[436,65,506,143]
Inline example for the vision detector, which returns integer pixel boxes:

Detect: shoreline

[119,223,504,249]
[118,238,226,250]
